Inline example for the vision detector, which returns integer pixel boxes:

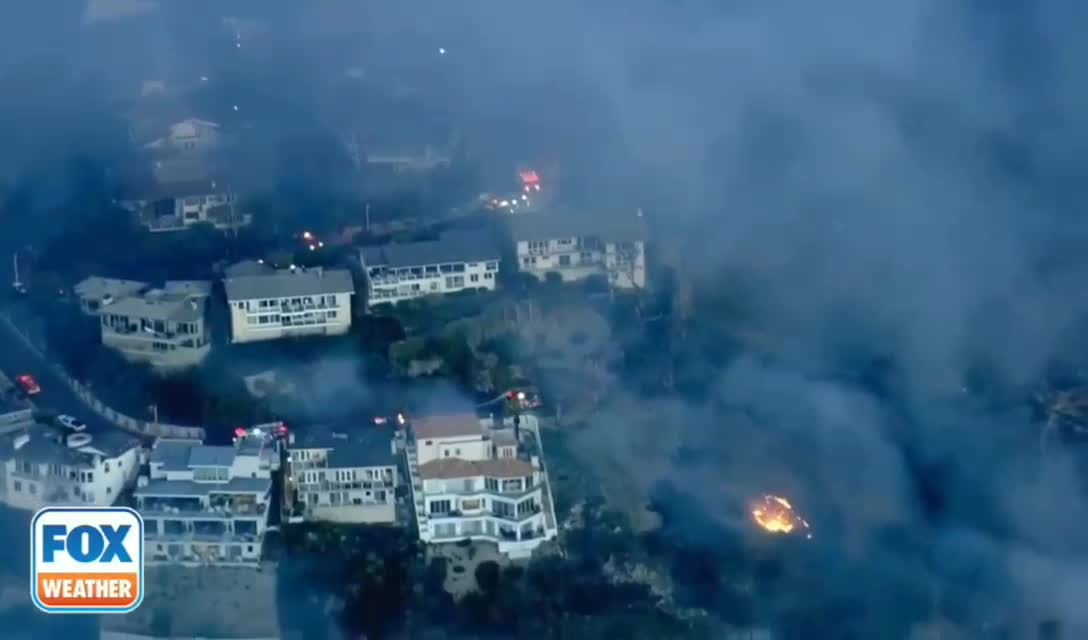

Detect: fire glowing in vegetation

[751,495,813,539]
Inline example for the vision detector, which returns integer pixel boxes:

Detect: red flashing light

[519,170,540,185]
[234,427,247,438]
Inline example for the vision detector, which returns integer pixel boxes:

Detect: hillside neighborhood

[3,4,1085,640]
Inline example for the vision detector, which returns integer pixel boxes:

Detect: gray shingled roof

[360,232,500,269]
[135,477,271,498]
[100,291,205,324]
[507,208,647,243]
[290,425,397,469]
[187,445,236,467]
[223,268,354,301]
[163,280,212,299]
[74,277,149,302]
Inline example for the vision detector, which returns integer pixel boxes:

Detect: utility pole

[364,202,371,232]
[12,251,21,290]
[149,404,159,426]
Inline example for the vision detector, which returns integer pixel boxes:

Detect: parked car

[56,415,87,432]
[16,374,41,396]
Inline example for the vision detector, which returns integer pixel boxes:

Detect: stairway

[404,441,427,536]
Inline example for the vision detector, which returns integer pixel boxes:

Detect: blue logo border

[29,506,145,615]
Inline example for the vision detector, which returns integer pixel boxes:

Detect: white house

[286,424,399,524]
[0,426,141,511]
[223,267,355,344]
[142,118,222,154]
[405,412,559,559]
[508,208,647,289]
[121,177,249,233]
[135,436,277,567]
[98,288,211,371]
[359,231,500,307]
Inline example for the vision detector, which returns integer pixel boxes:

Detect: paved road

[0,303,116,436]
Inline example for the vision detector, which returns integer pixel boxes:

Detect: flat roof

[150,438,201,471]
[187,445,236,468]
[419,457,535,480]
[224,267,354,301]
[289,425,397,469]
[135,476,272,498]
[412,413,484,441]
[507,207,647,244]
[360,231,500,270]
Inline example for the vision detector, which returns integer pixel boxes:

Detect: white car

[56,415,87,432]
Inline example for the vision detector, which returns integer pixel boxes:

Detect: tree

[474,560,501,595]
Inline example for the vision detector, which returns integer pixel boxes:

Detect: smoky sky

[2,0,1088,637]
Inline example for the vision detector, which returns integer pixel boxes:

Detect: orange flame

[751,495,812,539]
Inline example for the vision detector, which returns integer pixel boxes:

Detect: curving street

[0,302,117,436]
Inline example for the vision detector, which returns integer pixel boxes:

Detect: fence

[0,310,205,440]
[58,370,206,440]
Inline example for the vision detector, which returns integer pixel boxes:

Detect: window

[29,484,36,495]
[455,449,461,456]
[558,254,571,267]
[87,472,94,482]
[444,449,450,458]
[485,478,498,491]
[430,499,452,515]
[327,310,337,320]
[425,440,433,446]
[469,274,479,283]
[104,462,110,473]
[247,545,254,553]
[107,487,112,495]
[13,481,20,492]
[484,272,493,280]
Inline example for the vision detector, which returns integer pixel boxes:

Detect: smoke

[0,0,1086,636]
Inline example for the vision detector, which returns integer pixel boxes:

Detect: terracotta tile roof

[419,457,535,480]
[412,413,483,440]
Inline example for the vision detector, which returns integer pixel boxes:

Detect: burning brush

[751,494,813,539]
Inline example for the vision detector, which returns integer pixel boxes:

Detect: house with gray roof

[223,266,355,344]
[74,276,149,315]
[508,207,648,290]
[136,435,278,567]
[358,231,500,307]
[286,424,400,524]
[98,287,211,371]
[119,173,250,234]
[0,425,141,512]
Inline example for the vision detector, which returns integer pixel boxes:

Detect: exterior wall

[515,237,646,289]
[288,452,397,524]
[304,502,396,524]
[366,259,499,307]
[139,486,272,567]
[228,292,353,344]
[167,120,221,153]
[173,192,235,222]
[420,478,549,557]
[415,434,490,465]
[0,445,140,511]
[99,308,211,371]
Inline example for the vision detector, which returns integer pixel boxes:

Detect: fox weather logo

[30,506,144,614]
